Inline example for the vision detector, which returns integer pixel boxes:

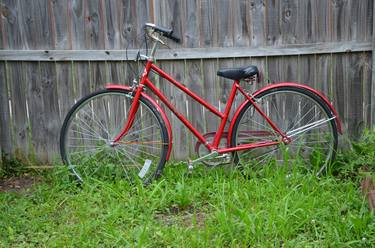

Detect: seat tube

[212,81,239,148]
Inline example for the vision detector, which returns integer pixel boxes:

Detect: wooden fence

[0,0,374,162]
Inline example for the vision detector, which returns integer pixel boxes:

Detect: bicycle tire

[60,88,169,184]
[230,86,338,174]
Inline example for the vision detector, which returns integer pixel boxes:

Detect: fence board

[73,61,91,100]
[216,0,233,47]
[8,62,29,158]
[199,0,217,47]
[347,53,364,138]
[0,0,4,49]
[169,60,189,159]
[57,62,75,119]
[184,0,199,48]
[71,0,85,49]
[186,59,205,155]
[232,0,250,47]
[315,0,330,42]
[265,0,281,46]
[0,62,12,156]
[202,59,220,133]
[25,62,47,160]
[280,0,298,44]
[250,0,266,47]
[85,0,106,49]
[40,62,61,161]
[51,0,71,49]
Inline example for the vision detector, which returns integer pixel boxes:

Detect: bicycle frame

[111,59,289,155]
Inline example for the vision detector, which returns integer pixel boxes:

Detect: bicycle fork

[112,85,143,143]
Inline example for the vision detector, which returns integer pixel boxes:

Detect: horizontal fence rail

[0,42,372,61]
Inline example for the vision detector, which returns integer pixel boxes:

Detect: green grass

[1,162,374,247]
[2,130,375,247]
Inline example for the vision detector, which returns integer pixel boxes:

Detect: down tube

[144,78,213,151]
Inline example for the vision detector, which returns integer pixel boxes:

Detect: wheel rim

[62,92,166,182]
[234,89,337,172]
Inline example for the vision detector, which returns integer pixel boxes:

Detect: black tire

[60,89,169,184]
[231,86,338,174]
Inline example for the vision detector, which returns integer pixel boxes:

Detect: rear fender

[106,84,173,160]
[227,82,343,146]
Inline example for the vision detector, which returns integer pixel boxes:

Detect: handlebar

[144,23,181,43]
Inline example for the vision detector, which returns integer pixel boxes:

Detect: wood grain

[0,42,371,61]
[0,62,12,157]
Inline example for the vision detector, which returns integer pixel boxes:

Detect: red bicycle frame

[113,60,289,154]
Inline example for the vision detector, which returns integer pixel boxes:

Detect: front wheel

[60,89,169,184]
[231,86,338,174]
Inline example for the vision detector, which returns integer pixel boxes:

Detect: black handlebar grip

[145,23,181,43]
[165,34,181,43]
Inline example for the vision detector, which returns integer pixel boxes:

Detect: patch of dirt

[0,175,42,193]
[155,205,207,228]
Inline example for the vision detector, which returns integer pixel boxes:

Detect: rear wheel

[231,86,338,174]
[60,89,169,184]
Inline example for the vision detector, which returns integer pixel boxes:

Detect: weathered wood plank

[90,61,108,90]
[8,62,29,159]
[2,0,25,49]
[278,56,299,83]
[0,61,12,157]
[296,0,314,43]
[120,0,137,49]
[202,59,220,134]
[184,0,199,48]
[0,0,4,49]
[347,53,365,138]
[50,0,72,49]
[170,60,189,159]
[18,0,53,49]
[332,54,346,131]
[85,0,106,49]
[232,0,250,47]
[25,62,48,161]
[330,0,351,42]
[265,0,281,46]
[249,0,266,47]
[280,0,298,44]
[107,61,125,85]
[71,0,85,49]
[361,52,372,128]
[187,59,207,153]
[314,0,330,42]
[365,0,373,41]
[372,0,375,126]
[199,0,218,47]
[218,58,234,114]
[315,54,331,97]
[216,0,233,47]
[0,42,372,61]
[56,62,75,119]
[40,62,60,161]
[73,61,91,99]
[136,0,151,39]
[104,0,120,49]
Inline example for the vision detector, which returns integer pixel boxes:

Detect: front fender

[106,84,173,160]
[227,82,343,146]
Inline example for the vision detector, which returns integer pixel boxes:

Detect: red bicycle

[60,23,342,183]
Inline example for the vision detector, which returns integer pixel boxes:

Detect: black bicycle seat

[217,66,259,81]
